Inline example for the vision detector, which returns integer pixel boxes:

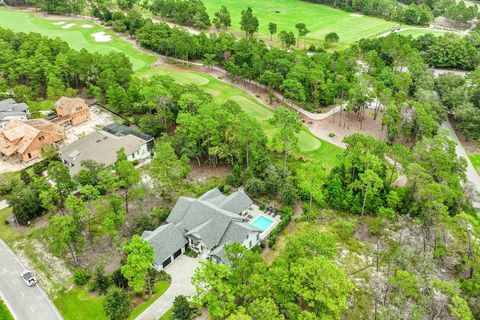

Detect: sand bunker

[92,32,112,42]
[350,13,364,17]
[81,24,93,28]
[52,21,65,25]
[62,23,76,29]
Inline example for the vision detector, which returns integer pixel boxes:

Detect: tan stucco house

[0,119,64,162]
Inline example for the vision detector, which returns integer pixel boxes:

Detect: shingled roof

[142,224,187,267]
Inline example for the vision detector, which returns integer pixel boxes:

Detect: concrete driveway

[136,255,200,320]
[0,239,62,320]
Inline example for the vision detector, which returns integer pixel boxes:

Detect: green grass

[469,153,480,174]
[0,8,155,72]
[54,288,107,320]
[0,299,13,320]
[159,308,173,320]
[203,0,402,44]
[128,281,171,320]
[396,28,452,38]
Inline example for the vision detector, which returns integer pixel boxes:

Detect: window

[39,136,44,141]
[28,153,31,159]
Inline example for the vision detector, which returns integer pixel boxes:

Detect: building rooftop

[59,131,148,175]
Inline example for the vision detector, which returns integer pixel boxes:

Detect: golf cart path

[442,121,480,207]
[0,239,62,320]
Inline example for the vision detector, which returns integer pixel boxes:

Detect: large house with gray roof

[142,188,262,270]
[0,98,29,128]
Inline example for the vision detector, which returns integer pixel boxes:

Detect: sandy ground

[0,154,41,174]
[92,31,111,42]
[63,105,114,145]
[81,24,93,28]
[350,13,364,17]
[61,23,75,29]
[306,109,386,148]
[51,21,65,25]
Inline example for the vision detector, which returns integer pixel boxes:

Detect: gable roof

[142,224,187,266]
[55,97,87,114]
[219,190,253,214]
[0,99,29,114]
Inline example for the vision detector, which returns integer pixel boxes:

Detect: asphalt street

[0,239,62,320]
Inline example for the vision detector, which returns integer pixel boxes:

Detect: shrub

[184,248,198,258]
[94,266,111,295]
[111,269,129,289]
[103,287,131,320]
[173,295,192,320]
[268,206,293,246]
[73,268,89,286]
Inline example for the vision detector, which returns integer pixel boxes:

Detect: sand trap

[81,24,93,28]
[350,13,364,17]
[62,23,76,29]
[52,21,65,25]
[92,32,112,42]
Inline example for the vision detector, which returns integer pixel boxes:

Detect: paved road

[0,239,62,320]
[442,121,480,207]
[136,255,200,320]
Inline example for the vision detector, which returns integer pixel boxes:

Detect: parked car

[20,270,37,287]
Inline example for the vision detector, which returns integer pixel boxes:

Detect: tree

[297,160,326,209]
[325,32,339,44]
[291,257,354,319]
[247,298,283,320]
[114,148,141,213]
[121,235,155,295]
[103,287,131,320]
[278,30,296,49]
[47,161,76,213]
[295,23,310,48]
[173,295,192,320]
[240,7,259,37]
[213,6,231,30]
[48,214,84,266]
[270,107,302,177]
[150,139,190,200]
[268,22,277,40]
[259,71,283,104]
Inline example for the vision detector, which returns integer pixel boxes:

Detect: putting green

[0,7,155,72]
[203,0,400,43]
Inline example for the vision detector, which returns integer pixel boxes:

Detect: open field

[0,8,154,72]
[0,299,13,320]
[396,28,452,38]
[204,0,404,44]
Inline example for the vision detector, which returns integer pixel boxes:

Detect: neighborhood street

[0,239,62,320]
[442,121,480,207]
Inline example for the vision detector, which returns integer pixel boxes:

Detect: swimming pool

[250,215,275,232]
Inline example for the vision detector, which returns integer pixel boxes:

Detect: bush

[111,269,129,289]
[73,268,89,286]
[268,206,293,246]
[173,295,192,320]
[184,247,198,258]
[103,287,131,320]
[94,266,111,295]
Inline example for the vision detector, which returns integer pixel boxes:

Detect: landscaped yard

[0,8,155,72]
[396,28,452,38]
[469,153,480,174]
[203,0,403,44]
[0,299,13,320]
[127,281,171,320]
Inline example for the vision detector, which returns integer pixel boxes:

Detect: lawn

[396,28,452,38]
[0,299,13,320]
[469,153,480,174]
[54,288,107,320]
[203,0,402,44]
[0,8,155,72]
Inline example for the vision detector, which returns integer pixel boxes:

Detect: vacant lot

[0,8,154,72]
[203,0,401,43]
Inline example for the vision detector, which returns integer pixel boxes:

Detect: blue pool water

[250,215,275,232]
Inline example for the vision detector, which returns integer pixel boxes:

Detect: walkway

[0,239,62,320]
[441,121,480,207]
[135,255,200,320]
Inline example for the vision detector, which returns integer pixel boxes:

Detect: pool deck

[245,204,280,240]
